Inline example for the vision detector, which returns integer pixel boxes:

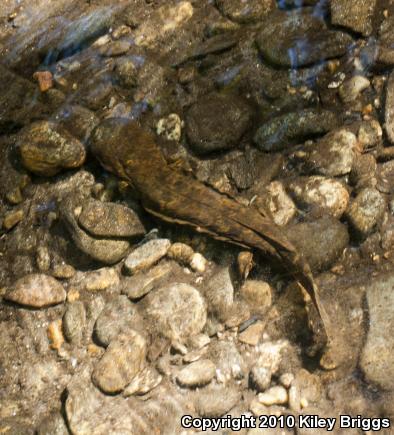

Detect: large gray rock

[331,0,377,36]
[256,10,353,68]
[361,272,394,390]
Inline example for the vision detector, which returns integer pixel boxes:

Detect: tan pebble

[33,70,53,92]
[237,251,254,279]
[258,386,288,406]
[288,385,301,412]
[47,319,64,350]
[3,209,24,230]
[190,252,207,273]
[88,344,103,356]
[300,397,309,408]
[238,321,264,346]
[279,372,295,388]
[52,264,76,279]
[67,288,80,302]
[5,187,23,205]
[167,242,194,264]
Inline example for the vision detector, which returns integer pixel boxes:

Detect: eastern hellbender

[90,117,332,354]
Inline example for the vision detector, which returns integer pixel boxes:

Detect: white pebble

[190,253,207,273]
[258,386,288,406]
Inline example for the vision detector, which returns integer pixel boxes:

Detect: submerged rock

[146,283,207,341]
[288,176,349,218]
[5,274,66,308]
[361,272,394,390]
[256,10,353,67]
[186,93,253,155]
[18,121,86,176]
[346,188,386,237]
[286,217,349,272]
[216,0,275,23]
[385,71,394,144]
[254,109,338,151]
[331,0,377,36]
[123,239,171,274]
[78,198,145,238]
[92,331,147,394]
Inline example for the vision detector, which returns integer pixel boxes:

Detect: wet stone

[302,128,357,176]
[115,56,137,88]
[123,239,171,274]
[204,267,234,320]
[56,105,99,143]
[240,280,272,309]
[18,121,86,176]
[122,262,173,299]
[360,272,394,390]
[287,217,349,272]
[255,181,296,226]
[92,331,146,394]
[256,10,353,68]
[254,109,338,152]
[94,295,142,347]
[350,154,377,190]
[346,188,386,237]
[209,340,246,381]
[3,209,24,230]
[287,176,350,218]
[78,198,145,238]
[146,283,207,341]
[216,0,275,23]
[5,274,66,308]
[378,161,394,194]
[176,359,216,387]
[62,196,130,264]
[258,386,288,406]
[63,301,86,345]
[338,75,370,103]
[123,366,162,396]
[194,386,241,417]
[99,40,131,57]
[331,0,377,36]
[71,268,120,292]
[185,93,253,155]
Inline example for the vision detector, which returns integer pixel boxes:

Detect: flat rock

[331,0,377,36]
[186,93,253,155]
[256,10,353,67]
[346,188,386,237]
[122,262,173,299]
[286,217,349,272]
[216,0,275,23]
[361,272,394,390]
[92,331,146,394]
[94,295,142,347]
[254,109,338,152]
[124,239,171,274]
[176,359,216,387]
[287,176,349,218]
[56,105,99,143]
[78,198,145,238]
[302,128,357,176]
[146,283,207,341]
[18,121,86,176]
[5,274,66,308]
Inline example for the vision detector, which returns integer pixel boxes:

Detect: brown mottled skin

[90,118,331,350]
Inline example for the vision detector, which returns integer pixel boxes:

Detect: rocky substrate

[2,0,394,434]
